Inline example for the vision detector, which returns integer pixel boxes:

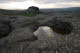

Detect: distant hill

[0,7,80,14]
[40,7,80,13]
[0,9,26,14]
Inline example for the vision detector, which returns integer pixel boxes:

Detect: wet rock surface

[0,13,80,53]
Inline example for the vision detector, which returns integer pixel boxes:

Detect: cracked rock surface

[0,13,80,53]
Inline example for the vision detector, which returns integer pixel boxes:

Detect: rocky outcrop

[0,27,38,53]
[10,17,40,32]
[39,18,73,35]
[0,26,62,53]
[28,6,39,12]
[27,6,41,16]
[0,12,80,53]
[0,26,79,53]
[7,28,38,43]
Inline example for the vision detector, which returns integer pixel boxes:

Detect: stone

[28,6,39,12]
[0,23,10,38]
[40,18,73,35]
[0,16,11,38]
[7,27,38,43]
[27,6,40,16]
[10,18,40,31]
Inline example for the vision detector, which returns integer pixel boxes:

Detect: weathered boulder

[0,27,38,53]
[7,27,38,43]
[40,18,73,35]
[27,6,41,16]
[28,6,39,12]
[34,26,56,40]
[0,27,38,46]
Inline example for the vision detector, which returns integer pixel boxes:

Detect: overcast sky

[0,0,80,9]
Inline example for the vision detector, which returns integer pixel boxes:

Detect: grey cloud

[55,3,80,8]
[33,0,80,4]
[0,0,26,3]
[0,0,80,3]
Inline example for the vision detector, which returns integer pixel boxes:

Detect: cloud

[33,0,80,4]
[0,0,80,4]
[55,2,80,8]
[0,1,56,9]
[0,0,26,3]
[0,0,80,9]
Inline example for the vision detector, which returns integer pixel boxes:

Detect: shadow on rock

[39,19,74,35]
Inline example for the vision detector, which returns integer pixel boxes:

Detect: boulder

[27,6,40,16]
[0,27,38,53]
[0,27,38,46]
[7,27,38,43]
[40,18,73,35]
[28,6,39,12]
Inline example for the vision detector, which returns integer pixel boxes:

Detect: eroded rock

[40,18,73,35]
[7,27,38,43]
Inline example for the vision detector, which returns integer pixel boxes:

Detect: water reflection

[34,26,55,37]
